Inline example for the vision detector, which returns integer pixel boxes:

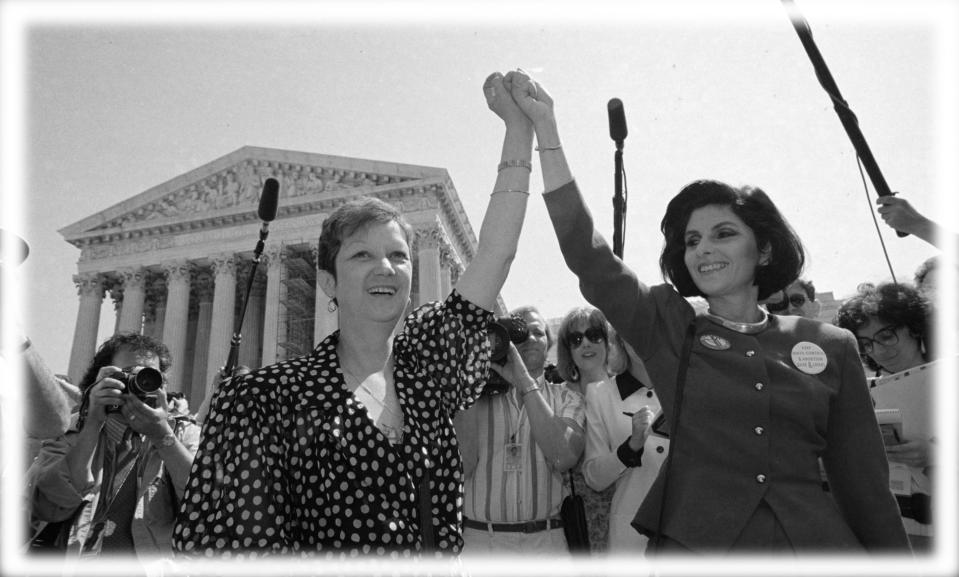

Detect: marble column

[189,270,214,409]
[260,246,284,366]
[116,267,147,334]
[313,243,337,344]
[415,225,443,306]
[205,254,236,389]
[67,273,105,384]
[161,260,192,391]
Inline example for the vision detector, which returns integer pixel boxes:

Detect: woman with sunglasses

[836,282,936,551]
[500,69,908,554]
[553,307,616,553]
[557,307,667,554]
[763,278,820,319]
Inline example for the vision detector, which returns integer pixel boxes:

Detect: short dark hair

[659,180,805,301]
[316,197,413,278]
[556,306,609,383]
[78,332,172,393]
[835,282,933,372]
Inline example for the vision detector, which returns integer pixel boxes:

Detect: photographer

[27,333,199,563]
[454,305,585,556]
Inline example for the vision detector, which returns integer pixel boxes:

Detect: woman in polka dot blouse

[172,70,539,559]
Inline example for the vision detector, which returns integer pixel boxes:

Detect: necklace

[340,355,405,443]
[704,308,770,334]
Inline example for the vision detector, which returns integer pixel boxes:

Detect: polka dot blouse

[172,290,493,559]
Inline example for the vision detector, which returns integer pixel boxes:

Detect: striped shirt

[463,378,585,523]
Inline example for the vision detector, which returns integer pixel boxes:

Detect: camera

[482,315,531,396]
[105,366,163,412]
[488,314,530,363]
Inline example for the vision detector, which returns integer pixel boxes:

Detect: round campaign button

[791,341,827,374]
[700,334,731,351]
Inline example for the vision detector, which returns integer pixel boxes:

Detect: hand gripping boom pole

[780,0,907,237]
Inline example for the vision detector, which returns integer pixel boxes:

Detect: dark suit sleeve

[820,331,911,551]
[542,181,681,357]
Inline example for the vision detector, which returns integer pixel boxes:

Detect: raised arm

[492,343,585,472]
[454,71,535,311]
[23,343,76,439]
[506,70,658,351]
[503,70,573,193]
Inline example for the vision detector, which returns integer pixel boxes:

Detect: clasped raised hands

[484,68,554,127]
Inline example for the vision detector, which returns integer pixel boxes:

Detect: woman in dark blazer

[497,69,909,555]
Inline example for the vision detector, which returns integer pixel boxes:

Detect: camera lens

[130,367,163,395]
[487,322,510,363]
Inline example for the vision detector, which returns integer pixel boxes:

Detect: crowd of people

[3,69,950,573]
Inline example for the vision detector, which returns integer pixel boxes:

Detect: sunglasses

[767,293,807,313]
[568,327,606,347]
[856,324,901,355]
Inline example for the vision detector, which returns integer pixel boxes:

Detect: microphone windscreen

[258,178,279,222]
[607,98,628,143]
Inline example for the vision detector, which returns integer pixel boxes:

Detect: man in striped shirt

[455,305,586,555]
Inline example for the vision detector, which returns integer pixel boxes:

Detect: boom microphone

[258,178,279,222]
[607,98,628,148]
[222,178,279,378]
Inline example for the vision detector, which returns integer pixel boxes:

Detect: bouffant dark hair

[316,197,413,278]
[659,179,805,301]
[835,282,933,372]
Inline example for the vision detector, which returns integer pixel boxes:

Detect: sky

[1,0,957,574]
[2,0,954,377]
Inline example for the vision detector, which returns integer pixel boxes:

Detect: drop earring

[327,298,338,313]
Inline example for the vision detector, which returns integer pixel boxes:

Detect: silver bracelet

[497,159,532,172]
[491,189,529,196]
[535,143,562,152]
[520,383,541,397]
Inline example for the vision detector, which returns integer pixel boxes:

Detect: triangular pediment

[59,146,452,245]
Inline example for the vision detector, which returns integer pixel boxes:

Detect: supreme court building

[60,146,487,408]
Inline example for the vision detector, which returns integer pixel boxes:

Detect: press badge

[504,442,524,471]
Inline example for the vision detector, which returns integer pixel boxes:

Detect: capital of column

[439,245,462,271]
[73,272,105,299]
[162,259,193,283]
[210,253,236,279]
[117,267,147,290]
[413,223,445,252]
[264,245,287,271]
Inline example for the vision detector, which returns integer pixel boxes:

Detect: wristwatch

[155,433,177,448]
